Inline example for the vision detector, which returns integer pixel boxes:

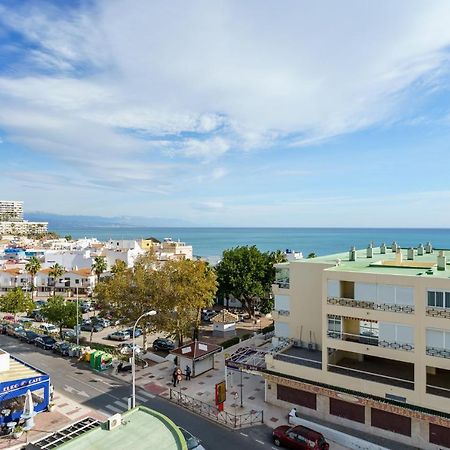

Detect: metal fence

[169,389,264,428]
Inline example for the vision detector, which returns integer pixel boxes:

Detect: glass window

[328,315,341,337]
[428,291,435,307]
[436,291,444,308]
[445,292,450,309]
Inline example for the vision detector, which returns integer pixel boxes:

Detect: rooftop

[30,407,187,450]
[171,341,222,360]
[287,244,450,279]
[0,353,46,383]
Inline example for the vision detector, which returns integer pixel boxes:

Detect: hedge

[261,323,274,334]
[221,336,240,349]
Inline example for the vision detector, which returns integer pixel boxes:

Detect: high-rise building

[267,243,450,449]
[0,200,23,222]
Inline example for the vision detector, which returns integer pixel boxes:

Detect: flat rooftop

[0,354,44,383]
[288,245,450,278]
[49,407,186,450]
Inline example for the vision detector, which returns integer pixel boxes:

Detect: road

[0,335,276,450]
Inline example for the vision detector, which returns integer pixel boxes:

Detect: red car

[273,425,329,449]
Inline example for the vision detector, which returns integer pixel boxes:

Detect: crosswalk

[102,389,155,415]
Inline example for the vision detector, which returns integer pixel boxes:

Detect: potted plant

[13,425,24,439]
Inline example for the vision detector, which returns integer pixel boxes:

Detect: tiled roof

[211,309,239,324]
[171,341,222,360]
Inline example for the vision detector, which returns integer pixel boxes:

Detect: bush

[241,333,253,341]
[221,336,240,349]
[261,323,274,334]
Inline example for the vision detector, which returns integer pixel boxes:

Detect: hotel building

[0,200,47,236]
[266,243,450,449]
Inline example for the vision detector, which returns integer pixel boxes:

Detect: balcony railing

[327,330,414,352]
[275,310,290,317]
[426,346,450,359]
[426,384,450,399]
[327,297,414,314]
[426,306,450,319]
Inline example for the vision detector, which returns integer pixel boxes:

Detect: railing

[273,352,322,369]
[426,346,450,359]
[426,306,450,319]
[426,384,450,399]
[169,389,264,428]
[327,331,414,352]
[328,364,414,390]
[327,297,414,314]
[276,310,290,317]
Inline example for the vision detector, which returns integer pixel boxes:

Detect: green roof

[293,246,450,279]
[56,407,187,450]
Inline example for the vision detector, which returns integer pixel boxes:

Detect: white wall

[327,280,340,297]
[275,321,290,338]
[274,294,290,311]
[354,283,414,305]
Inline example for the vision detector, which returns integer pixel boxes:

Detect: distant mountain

[25,212,196,228]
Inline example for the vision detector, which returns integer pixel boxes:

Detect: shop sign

[2,376,45,393]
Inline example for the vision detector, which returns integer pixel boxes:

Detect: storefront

[0,350,50,426]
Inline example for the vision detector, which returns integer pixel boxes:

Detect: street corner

[143,382,168,396]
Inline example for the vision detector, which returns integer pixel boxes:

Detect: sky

[1,0,450,227]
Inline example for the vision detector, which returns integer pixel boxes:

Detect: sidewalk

[0,392,107,450]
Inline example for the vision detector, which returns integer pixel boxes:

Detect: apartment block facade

[0,200,23,222]
[266,244,450,449]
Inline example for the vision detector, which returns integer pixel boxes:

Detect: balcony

[426,367,450,399]
[327,330,414,352]
[328,350,414,390]
[327,297,414,314]
[426,306,450,319]
[273,345,322,370]
[426,346,450,359]
[273,281,290,289]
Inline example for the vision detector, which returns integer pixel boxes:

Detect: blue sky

[1,0,450,227]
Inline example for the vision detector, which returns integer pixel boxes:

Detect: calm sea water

[51,227,450,258]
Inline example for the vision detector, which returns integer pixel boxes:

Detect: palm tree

[49,263,65,297]
[92,256,108,284]
[25,256,41,301]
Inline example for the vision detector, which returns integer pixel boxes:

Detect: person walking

[185,365,191,381]
[172,368,178,387]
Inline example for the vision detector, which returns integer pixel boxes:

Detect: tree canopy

[25,256,41,300]
[41,295,81,339]
[92,256,107,281]
[215,246,286,315]
[0,288,34,318]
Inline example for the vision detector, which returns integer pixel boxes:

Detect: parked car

[179,428,205,450]
[117,361,132,372]
[6,324,24,337]
[39,323,58,334]
[272,425,329,449]
[152,338,175,352]
[34,300,47,309]
[2,314,16,322]
[80,322,103,332]
[81,302,94,313]
[62,329,77,341]
[18,317,33,325]
[124,327,142,338]
[96,318,111,328]
[35,335,57,350]
[107,330,130,341]
[28,310,44,322]
[118,343,142,355]
[17,330,39,344]
[52,341,72,356]
[201,310,217,322]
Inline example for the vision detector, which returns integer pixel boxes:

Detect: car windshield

[180,429,199,450]
[43,336,54,343]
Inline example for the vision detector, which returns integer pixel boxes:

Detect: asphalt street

[0,335,276,450]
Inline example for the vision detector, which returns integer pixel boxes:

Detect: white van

[39,323,58,334]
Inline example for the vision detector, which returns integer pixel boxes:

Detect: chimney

[380,243,386,254]
[395,248,403,264]
[437,250,446,271]
[407,248,414,260]
[349,246,356,261]
[391,241,399,252]
[366,244,373,258]
[425,242,433,254]
[417,243,424,256]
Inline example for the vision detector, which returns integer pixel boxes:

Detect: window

[328,315,342,338]
[75,279,80,284]
[379,323,414,345]
[427,290,450,309]
[427,329,450,350]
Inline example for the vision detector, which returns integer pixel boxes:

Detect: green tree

[215,246,278,317]
[41,295,81,339]
[154,259,217,345]
[92,256,107,283]
[64,235,73,241]
[25,256,41,301]
[49,263,65,297]
[111,259,127,275]
[0,288,34,319]
[307,252,317,259]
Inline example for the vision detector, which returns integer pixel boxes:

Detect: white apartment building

[44,249,94,270]
[266,243,450,449]
[0,201,23,222]
[0,221,48,236]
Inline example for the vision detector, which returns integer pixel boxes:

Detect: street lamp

[131,310,157,409]
[76,287,79,346]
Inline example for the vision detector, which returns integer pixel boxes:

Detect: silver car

[179,428,205,450]
[107,330,131,341]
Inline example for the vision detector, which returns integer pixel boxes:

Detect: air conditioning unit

[107,413,122,431]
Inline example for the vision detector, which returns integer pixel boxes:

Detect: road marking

[240,432,248,437]
[113,400,128,409]
[65,374,123,401]
[104,404,122,414]
[255,439,265,445]
[137,391,155,401]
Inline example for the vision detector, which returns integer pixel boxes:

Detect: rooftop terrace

[291,244,450,279]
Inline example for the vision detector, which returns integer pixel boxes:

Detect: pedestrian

[172,368,178,387]
[288,407,297,423]
[185,365,191,381]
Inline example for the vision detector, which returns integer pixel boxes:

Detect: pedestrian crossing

[102,389,155,415]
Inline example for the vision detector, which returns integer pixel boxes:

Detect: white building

[44,249,94,270]
[0,201,23,222]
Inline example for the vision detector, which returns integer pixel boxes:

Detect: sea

[50,227,450,259]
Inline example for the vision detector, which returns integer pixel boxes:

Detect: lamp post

[132,310,157,408]
[76,287,79,346]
